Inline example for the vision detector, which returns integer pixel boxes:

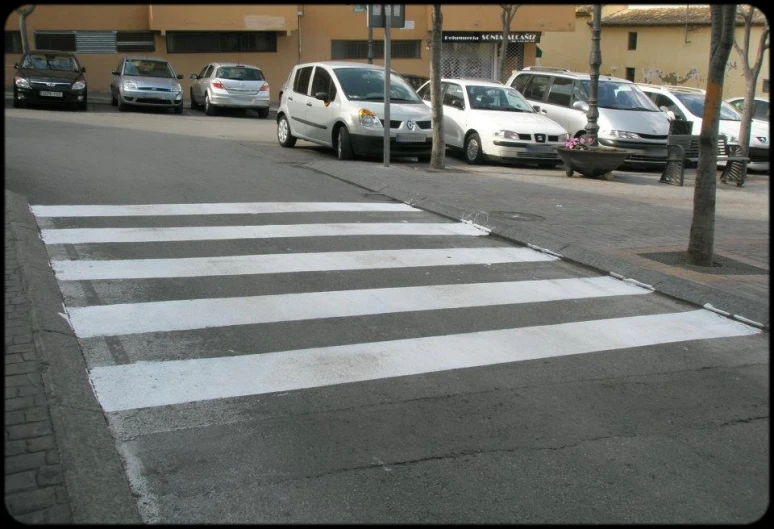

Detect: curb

[304,161,770,330]
[5,91,281,111]
[5,191,143,523]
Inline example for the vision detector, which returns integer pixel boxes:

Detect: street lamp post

[585,4,602,146]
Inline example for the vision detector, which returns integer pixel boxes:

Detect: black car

[13,50,88,110]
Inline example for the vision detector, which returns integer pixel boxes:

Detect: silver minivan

[276,61,433,161]
[506,67,670,167]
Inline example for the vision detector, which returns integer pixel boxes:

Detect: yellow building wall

[535,15,769,99]
[5,4,576,97]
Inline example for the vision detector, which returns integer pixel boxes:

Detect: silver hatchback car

[190,62,270,118]
[110,57,184,113]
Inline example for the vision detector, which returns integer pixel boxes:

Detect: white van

[505,67,670,167]
[276,61,433,161]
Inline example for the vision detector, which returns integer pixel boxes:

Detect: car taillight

[259,82,269,92]
[212,80,225,89]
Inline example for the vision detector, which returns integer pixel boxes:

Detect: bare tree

[495,5,521,83]
[732,5,769,157]
[430,4,445,169]
[687,4,737,267]
[15,5,36,53]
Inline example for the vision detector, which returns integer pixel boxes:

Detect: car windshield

[124,59,176,78]
[466,85,533,112]
[673,92,741,121]
[21,53,80,72]
[333,68,421,102]
[580,80,659,111]
[215,67,264,81]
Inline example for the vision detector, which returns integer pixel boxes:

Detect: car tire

[174,105,183,114]
[277,114,297,148]
[464,132,484,164]
[189,89,199,110]
[78,97,87,111]
[417,154,431,163]
[117,98,128,112]
[204,93,216,116]
[111,91,118,106]
[337,126,355,160]
[13,91,23,108]
[257,107,269,119]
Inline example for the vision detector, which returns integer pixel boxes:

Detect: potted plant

[554,136,632,178]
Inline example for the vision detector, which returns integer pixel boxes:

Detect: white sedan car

[416,78,568,166]
[190,62,270,118]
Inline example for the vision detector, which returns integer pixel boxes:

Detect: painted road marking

[89,309,761,412]
[51,247,557,280]
[30,202,419,217]
[40,222,488,244]
[66,276,648,338]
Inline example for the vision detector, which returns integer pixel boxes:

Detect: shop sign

[442,31,541,43]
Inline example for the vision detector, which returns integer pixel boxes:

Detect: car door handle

[306,102,313,107]
[288,96,293,101]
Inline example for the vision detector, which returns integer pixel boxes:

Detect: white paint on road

[31,202,419,217]
[67,276,649,338]
[89,309,761,412]
[51,247,557,280]
[40,222,488,244]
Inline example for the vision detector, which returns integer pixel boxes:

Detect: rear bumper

[209,92,270,108]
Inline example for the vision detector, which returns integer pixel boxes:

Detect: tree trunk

[686,4,736,267]
[16,5,36,54]
[733,5,769,158]
[430,5,445,169]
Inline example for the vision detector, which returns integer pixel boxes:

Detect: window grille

[117,31,155,52]
[33,30,155,54]
[331,40,421,59]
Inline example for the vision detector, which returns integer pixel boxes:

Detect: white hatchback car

[416,78,568,166]
[276,61,433,161]
[189,62,270,117]
[638,84,770,172]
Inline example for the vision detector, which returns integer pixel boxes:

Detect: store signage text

[442,31,541,43]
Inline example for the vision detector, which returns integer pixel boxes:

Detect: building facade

[4,4,575,97]
[536,5,770,99]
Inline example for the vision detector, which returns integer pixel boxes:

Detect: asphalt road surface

[4,102,768,523]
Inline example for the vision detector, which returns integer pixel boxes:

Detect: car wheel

[13,90,23,109]
[277,115,297,148]
[257,107,269,119]
[117,98,128,112]
[337,126,355,160]
[204,93,216,116]
[78,97,87,111]
[417,154,431,163]
[111,90,118,106]
[464,132,484,164]
[189,89,198,110]
[174,104,183,114]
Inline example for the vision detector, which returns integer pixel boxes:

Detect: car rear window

[216,67,264,81]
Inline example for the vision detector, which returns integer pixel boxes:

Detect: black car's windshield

[580,80,659,111]
[466,85,533,112]
[334,68,422,103]
[21,53,80,72]
[674,92,742,121]
[215,67,264,81]
[123,59,176,78]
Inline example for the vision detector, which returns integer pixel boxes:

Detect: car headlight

[358,108,382,128]
[557,133,569,142]
[756,136,769,144]
[15,77,30,89]
[71,81,86,90]
[123,80,137,90]
[493,130,520,140]
[172,83,182,93]
[600,129,641,139]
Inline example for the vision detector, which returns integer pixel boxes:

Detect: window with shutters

[331,40,420,59]
[166,31,277,53]
[33,30,155,54]
[35,31,77,52]
[5,31,23,53]
[117,31,155,52]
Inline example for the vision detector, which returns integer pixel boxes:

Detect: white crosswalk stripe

[32,201,761,413]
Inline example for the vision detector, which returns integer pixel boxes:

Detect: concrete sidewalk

[304,158,769,329]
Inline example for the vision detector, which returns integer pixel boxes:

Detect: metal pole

[585,4,601,146]
[383,4,391,167]
[368,25,373,64]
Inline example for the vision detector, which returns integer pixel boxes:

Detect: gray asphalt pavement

[4,96,769,523]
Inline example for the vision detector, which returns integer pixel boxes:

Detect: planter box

[555,146,632,178]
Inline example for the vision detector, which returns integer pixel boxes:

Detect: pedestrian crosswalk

[33,201,761,413]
